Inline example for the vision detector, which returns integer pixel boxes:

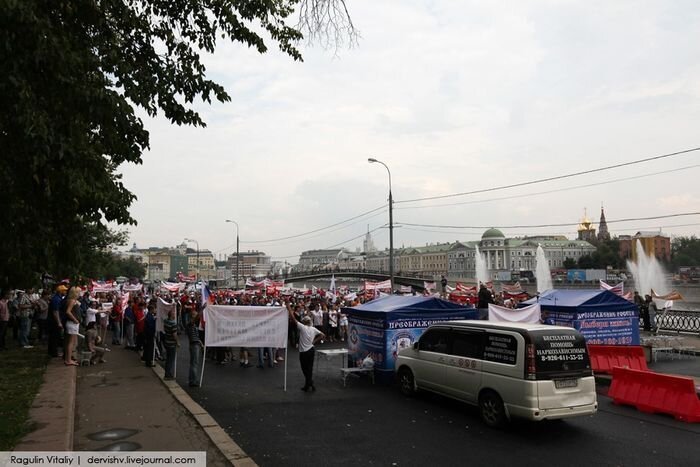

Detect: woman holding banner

[287,304,325,392]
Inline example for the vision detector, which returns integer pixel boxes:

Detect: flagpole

[199,346,207,386]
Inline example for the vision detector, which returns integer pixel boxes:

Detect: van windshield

[530,330,592,379]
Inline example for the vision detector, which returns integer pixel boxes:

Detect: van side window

[483,333,517,365]
[419,329,450,353]
[451,331,483,358]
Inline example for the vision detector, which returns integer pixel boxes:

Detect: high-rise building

[363,225,376,253]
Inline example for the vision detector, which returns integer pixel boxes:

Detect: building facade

[226,250,272,279]
[296,249,348,271]
[447,229,596,281]
[619,231,671,263]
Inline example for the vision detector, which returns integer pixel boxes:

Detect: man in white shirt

[288,303,325,392]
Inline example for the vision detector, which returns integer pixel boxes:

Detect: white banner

[365,280,391,291]
[156,298,176,333]
[488,303,541,324]
[122,283,143,292]
[160,281,186,293]
[204,305,288,348]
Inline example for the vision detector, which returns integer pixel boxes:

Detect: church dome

[482,228,505,239]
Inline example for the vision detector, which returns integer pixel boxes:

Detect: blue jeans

[189,343,202,386]
[112,321,122,344]
[19,317,31,347]
[257,348,273,367]
[165,345,177,378]
[124,323,135,348]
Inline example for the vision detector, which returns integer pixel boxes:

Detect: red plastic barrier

[587,345,649,374]
[609,367,700,423]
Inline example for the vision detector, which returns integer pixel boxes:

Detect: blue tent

[521,289,637,313]
[343,296,478,382]
[521,289,639,345]
[347,295,478,320]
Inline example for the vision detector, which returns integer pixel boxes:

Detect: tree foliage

[575,239,624,269]
[0,0,349,288]
[671,236,700,268]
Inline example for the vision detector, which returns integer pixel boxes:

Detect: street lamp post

[225,220,240,289]
[368,157,394,292]
[184,238,200,281]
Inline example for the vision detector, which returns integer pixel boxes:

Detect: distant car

[395,321,598,428]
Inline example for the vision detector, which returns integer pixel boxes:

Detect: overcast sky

[119,0,700,264]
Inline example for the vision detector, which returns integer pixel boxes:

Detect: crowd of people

[0,280,365,393]
[3,277,639,391]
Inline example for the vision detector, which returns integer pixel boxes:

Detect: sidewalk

[71,343,253,466]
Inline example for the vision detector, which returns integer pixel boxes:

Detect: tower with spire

[597,205,610,241]
[363,225,376,253]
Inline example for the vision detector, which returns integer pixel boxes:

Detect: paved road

[173,340,700,467]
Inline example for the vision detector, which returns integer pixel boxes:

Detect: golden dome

[577,209,594,231]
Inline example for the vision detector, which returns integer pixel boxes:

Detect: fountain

[535,244,553,293]
[627,239,669,298]
[474,244,489,285]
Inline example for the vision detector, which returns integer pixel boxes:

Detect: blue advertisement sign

[347,311,479,383]
[347,316,386,369]
[567,269,586,282]
[573,317,640,345]
[538,311,640,345]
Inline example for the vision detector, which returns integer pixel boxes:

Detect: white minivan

[395,321,598,427]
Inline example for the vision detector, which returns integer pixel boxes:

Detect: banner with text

[204,305,288,348]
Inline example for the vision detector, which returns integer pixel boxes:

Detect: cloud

[119,0,700,260]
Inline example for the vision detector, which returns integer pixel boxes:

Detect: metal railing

[654,309,700,333]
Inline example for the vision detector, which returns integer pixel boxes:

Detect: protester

[477,283,494,320]
[85,321,106,365]
[327,306,338,342]
[48,284,66,358]
[640,293,651,332]
[645,295,658,332]
[287,303,325,392]
[123,299,136,350]
[143,303,157,367]
[339,311,348,342]
[163,307,179,380]
[35,290,49,343]
[134,298,146,352]
[16,290,34,348]
[63,287,83,366]
[0,290,9,350]
[256,347,274,369]
[111,296,123,345]
[239,347,251,368]
[187,308,203,387]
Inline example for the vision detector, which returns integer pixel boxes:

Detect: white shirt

[296,321,321,352]
[311,309,323,326]
[87,307,99,324]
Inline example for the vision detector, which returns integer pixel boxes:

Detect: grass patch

[0,337,49,451]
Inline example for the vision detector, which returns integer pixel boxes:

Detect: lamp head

[368,158,377,163]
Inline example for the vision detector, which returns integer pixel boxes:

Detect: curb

[150,365,258,467]
[14,359,76,451]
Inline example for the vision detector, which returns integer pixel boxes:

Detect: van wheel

[479,391,506,428]
[398,368,416,396]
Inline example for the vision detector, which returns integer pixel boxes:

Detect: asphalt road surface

[173,342,700,467]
